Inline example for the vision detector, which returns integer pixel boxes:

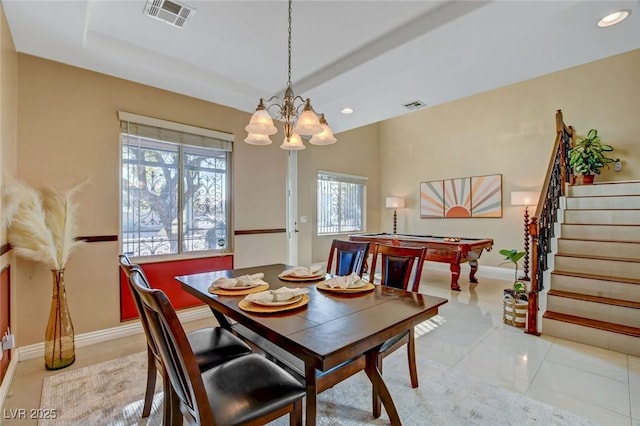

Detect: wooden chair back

[369,243,427,292]
[129,268,213,425]
[118,255,159,355]
[326,239,370,277]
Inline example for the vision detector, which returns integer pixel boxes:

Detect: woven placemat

[208,283,269,296]
[316,282,376,294]
[238,294,309,313]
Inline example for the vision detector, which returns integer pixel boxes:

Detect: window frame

[316,170,367,236]
[119,113,234,259]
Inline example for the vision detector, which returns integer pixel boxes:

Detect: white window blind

[118,111,234,151]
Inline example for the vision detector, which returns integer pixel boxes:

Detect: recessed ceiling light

[597,9,630,28]
[340,107,354,115]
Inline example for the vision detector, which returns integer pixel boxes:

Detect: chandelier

[244,0,336,150]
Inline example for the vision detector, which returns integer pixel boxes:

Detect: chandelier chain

[287,0,292,87]
[244,0,336,148]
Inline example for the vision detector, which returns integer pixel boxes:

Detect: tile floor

[2,267,638,425]
[417,268,639,426]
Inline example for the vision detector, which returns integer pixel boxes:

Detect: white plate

[346,279,368,289]
[323,278,367,289]
[251,295,303,306]
[221,282,262,290]
[279,272,325,281]
[214,280,263,290]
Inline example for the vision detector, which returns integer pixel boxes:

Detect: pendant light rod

[244,0,337,149]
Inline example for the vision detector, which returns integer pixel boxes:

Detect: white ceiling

[3,0,640,135]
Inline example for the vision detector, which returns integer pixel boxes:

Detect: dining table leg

[304,364,318,426]
[208,308,232,329]
[365,349,401,425]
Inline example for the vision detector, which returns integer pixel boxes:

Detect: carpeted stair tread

[551,270,640,285]
[548,289,640,309]
[543,311,640,338]
[555,252,640,263]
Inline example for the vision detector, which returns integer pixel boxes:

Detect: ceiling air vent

[144,0,195,28]
[402,100,427,110]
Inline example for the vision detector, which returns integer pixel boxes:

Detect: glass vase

[44,269,75,370]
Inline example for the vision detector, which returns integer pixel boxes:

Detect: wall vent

[402,100,427,110]
[144,0,195,28]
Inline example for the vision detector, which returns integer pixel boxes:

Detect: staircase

[542,181,640,356]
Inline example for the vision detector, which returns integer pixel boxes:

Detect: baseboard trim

[16,306,211,361]
[0,355,20,410]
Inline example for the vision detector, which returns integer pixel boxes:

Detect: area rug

[40,351,595,426]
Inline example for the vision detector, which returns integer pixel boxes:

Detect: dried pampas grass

[2,177,84,270]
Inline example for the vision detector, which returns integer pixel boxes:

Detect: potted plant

[499,248,528,327]
[568,128,617,185]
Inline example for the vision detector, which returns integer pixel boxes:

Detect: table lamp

[510,191,540,281]
[385,197,405,234]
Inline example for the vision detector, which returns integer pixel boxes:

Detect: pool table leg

[449,264,462,291]
[469,259,479,283]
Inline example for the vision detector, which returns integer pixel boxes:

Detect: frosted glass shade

[385,197,405,209]
[280,133,306,150]
[510,191,540,206]
[309,121,337,145]
[293,109,322,135]
[244,133,273,145]
[245,109,277,136]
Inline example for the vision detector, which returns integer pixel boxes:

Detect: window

[120,113,233,257]
[317,171,367,235]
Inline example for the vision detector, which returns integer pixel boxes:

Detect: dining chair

[118,255,252,421]
[128,268,306,426]
[326,239,370,277]
[368,243,427,394]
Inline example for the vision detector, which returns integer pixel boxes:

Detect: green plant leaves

[499,248,525,262]
[513,281,526,294]
[568,128,616,176]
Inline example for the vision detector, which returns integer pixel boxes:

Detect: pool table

[349,233,494,291]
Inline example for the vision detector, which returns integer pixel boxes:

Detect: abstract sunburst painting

[444,177,471,217]
[420,180,444,218]
[420,174,502,219]
[471,174,502,217]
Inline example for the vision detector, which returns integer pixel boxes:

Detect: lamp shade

[309,124,337,145]
[244,133,273,145]
[510,191,540,206]
[293,108,323,135]
[385,197,405,209]
[280,133,306,150]
[309,114,337,145]
[245,109,277,136]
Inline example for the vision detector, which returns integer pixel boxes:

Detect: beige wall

[0,5,17,244]
[377,49,640,268]
[15,55,289,345]
[301,124,382,264]
[0,4,18,343]
[7,40,640,346]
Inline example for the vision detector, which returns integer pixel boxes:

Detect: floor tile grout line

[532,356,633,419]
[523,335,556,397]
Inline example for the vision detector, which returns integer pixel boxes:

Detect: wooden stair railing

[526,110,574,335]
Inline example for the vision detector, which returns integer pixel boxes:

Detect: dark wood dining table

[175,263,448,425]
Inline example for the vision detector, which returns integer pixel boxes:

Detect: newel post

[526,217,540,335]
